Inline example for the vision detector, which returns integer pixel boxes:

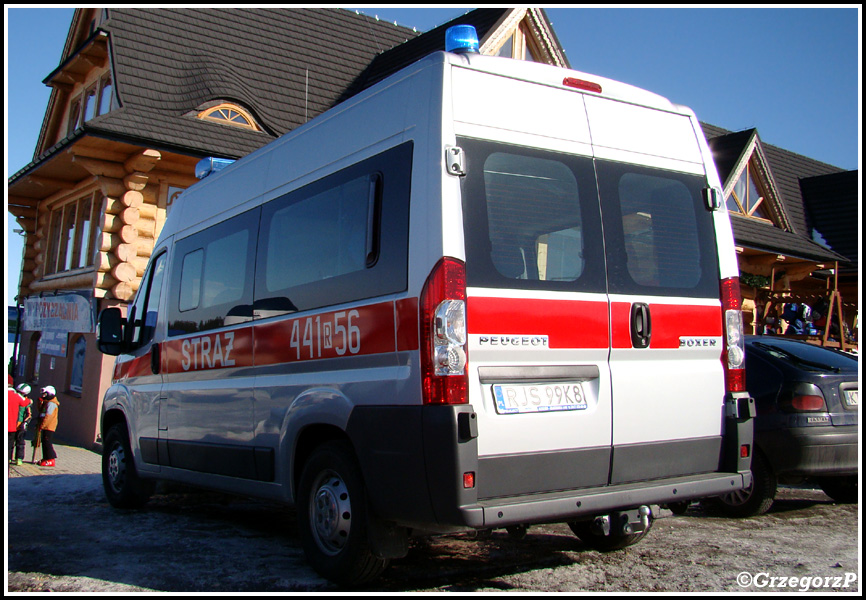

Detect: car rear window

[748,337,858,372]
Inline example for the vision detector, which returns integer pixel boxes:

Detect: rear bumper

[759,425,858,478]
[348,404,752,531]
[465,471,750,528]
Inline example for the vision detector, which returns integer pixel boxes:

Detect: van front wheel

[102,422,154,509]
[297,441,387,586]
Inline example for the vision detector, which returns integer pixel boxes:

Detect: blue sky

[4,6,861,310]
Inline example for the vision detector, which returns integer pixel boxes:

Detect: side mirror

[97,308,127,356]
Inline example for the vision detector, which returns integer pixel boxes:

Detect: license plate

[844,389,858,407]
[493,382,588,415]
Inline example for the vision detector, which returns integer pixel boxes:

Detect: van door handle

[630,303,652,349]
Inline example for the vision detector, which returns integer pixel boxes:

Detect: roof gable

[702,123,848,264]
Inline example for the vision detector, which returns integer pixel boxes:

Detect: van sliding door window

[168,208,259,336]
[254,142,412,316]
[596,161,718,299]
[459,138,606,293]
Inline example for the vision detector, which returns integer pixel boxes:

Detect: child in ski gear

[8,378,32,465]
[36,386,59,467]
[13,384,33,465]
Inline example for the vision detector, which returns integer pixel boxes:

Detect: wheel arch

[291,423,354,503]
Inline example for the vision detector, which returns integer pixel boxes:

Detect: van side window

[459,138,606,293]
[168,208,259,336]
[179,250,203,311]
[265,175,374,291]
[597,161,718,298]
[129,252,166,347]
[254,142,412,316]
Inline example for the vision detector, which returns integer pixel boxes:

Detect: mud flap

[723,391,755,475]
[366,508,409,560]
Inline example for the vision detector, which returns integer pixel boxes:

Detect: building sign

[23,291,95,357]
[23,291,95,334]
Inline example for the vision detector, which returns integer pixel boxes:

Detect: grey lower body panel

[469,471,750,529]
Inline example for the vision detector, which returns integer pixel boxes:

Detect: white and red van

[97,29,754,585]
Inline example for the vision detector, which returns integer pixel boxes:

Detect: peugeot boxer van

[97,31,754,585]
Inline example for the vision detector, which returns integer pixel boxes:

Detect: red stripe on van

[254,302,397,366]
[467,296,609,349]
[610,302,722,349]
[395,298,419,352]
[162,327,255,374]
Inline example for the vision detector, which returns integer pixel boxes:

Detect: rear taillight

[420,258,468,405]
[721,277,746,393]
[789,395,826,412]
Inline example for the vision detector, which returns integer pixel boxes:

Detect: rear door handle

[630,303,652,349]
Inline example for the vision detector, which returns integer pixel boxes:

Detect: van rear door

[460,137,613,499]
[586,97,726,483]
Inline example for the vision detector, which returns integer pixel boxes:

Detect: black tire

[297,441,387,586]
[817,476,858,504]
[506,524,528,540]
[568,512,653,551]
[715,450,776,517]
[666,501,691,515]
[102,422,154,509]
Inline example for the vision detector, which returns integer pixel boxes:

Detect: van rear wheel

[102,422,154,509]
[297,441,387,586]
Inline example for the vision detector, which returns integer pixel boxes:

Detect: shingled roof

[701,123,849,265]
[85,8,422,158]
[800,170,859,270]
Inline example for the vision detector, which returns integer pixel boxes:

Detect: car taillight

[721,277,746,393]
[420,258,468,405]
[791,395,826,411]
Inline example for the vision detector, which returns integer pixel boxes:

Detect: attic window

[727,160,774,222]
[198,103,259,130]
[494,21,540,62]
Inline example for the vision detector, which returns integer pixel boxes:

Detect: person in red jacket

[8,377,32,466]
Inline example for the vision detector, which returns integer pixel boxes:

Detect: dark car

[715,335,858,516]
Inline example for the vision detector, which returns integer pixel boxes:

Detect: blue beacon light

[445,25,479,54]
[195,157,236,180]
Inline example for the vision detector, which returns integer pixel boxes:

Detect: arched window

[197,103,259,131]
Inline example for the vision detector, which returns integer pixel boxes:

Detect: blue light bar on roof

[195,157,236,180]
[445,25,479,54]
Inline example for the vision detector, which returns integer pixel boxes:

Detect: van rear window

[596,161,720,298]
[460,138,606,294]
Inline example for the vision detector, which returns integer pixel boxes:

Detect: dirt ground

[6,470,861,594]
[5,471,860,593]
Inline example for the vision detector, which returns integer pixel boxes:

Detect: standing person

[14,384,33,466]
[8,377,31,465]
[36,386,60,467]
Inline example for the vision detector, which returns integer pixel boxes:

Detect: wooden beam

[124,149,162,174]
[26,175,77,190]
[72,155,127,179]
